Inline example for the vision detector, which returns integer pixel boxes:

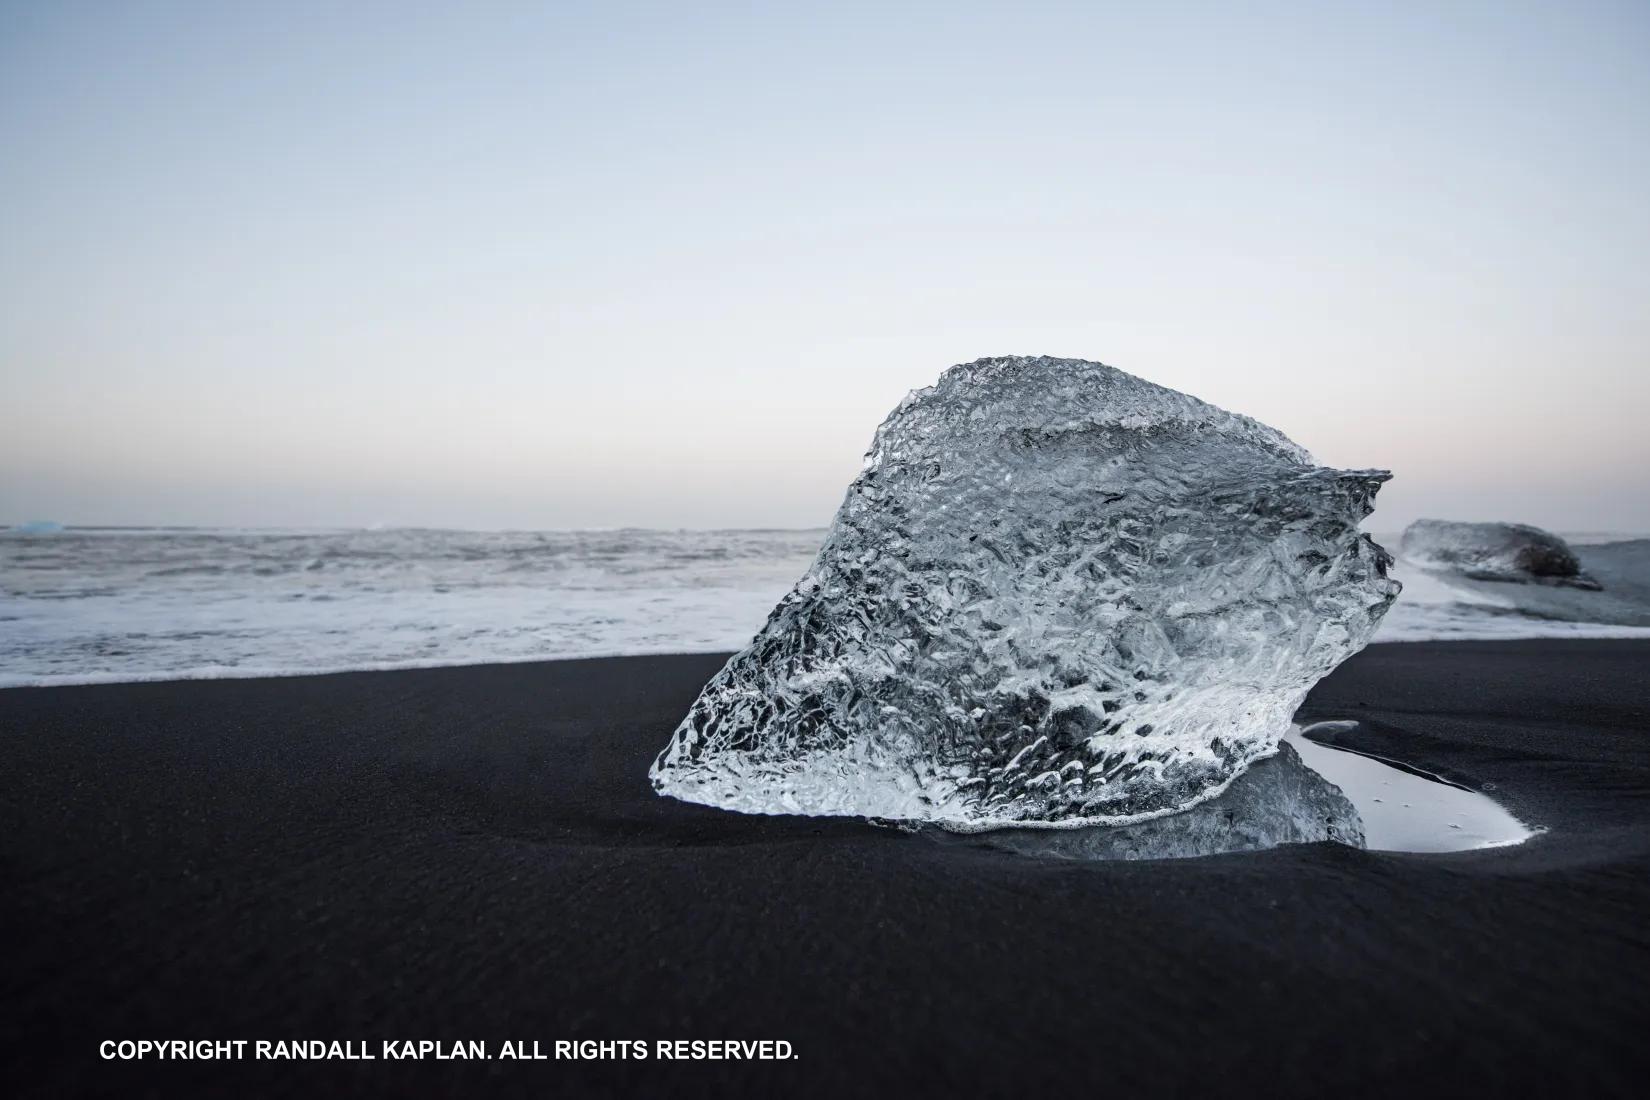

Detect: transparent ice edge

[653,735,1283,834]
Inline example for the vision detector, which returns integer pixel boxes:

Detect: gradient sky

[3,0,1647,531]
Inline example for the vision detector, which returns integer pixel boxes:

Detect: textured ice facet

[977,741,1366,860]
[651,356,1399,829]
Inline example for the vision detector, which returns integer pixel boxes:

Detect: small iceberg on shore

[1400,520,1599,589]
[1381,524,1650,637]
[651,356,1400,829]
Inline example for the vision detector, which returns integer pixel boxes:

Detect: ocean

[4,526,1649,688]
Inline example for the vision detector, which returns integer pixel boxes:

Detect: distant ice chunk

[1382,529,1650,635]
[1400,519,1599,590]
[10,521,64,536]
[650,356,1399,829]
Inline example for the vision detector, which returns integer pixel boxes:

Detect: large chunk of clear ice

[651,356,1399,829]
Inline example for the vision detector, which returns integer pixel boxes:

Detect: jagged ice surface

[651,357,1399,829]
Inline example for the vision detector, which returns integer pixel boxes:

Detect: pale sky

[2,1,1647,532]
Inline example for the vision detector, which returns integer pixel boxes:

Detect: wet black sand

[4,640,1649,1097]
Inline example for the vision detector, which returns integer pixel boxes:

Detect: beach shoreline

[8,527,1650,691]
[5,640,1650,1097]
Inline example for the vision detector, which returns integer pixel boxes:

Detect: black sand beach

[5,640,1649,1098]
